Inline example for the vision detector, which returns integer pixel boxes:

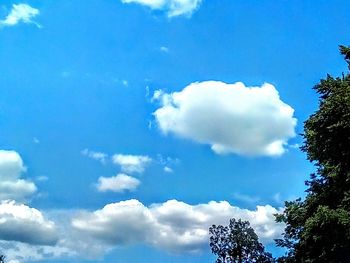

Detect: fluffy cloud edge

[0,200,58,246]
[0,150,37,202]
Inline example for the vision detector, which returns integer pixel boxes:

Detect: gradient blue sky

[0,0,350,262]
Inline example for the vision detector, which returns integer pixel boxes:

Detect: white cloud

[112,154,152,174]
[121,0,202,17]
[0,4,40,27]
[35,175,49,182]
[153,81,297,156]
[81,149,108,164]
[0,201,58,246]
[160,46,169,53]
[72,199,284,254]
[0,150,37,201]
[164,166,173,173]
[96,174,141,193]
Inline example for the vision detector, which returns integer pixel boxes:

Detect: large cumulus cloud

[153,81,297,156]
[72,199,284,254]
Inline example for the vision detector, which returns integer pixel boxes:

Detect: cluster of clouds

[0,0,201,30]
[81,149,152,192]
[153,81,297,156]
[0,4,40,28]
[0,149,285,262]
[82,149,176,193]
[0,2,297,261]
[121,0,202,17]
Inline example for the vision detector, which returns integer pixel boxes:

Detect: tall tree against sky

[209,218,274,263]
[275,45,350,263]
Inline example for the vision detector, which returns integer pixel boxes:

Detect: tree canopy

[209,218,274,263]
[275,45,350,263]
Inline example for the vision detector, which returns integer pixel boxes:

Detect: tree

[0,255,5,263]
[209,218,274,263]
[275,45,350,263]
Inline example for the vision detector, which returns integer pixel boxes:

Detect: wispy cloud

[121,0,202,17]
[0,4,40,28]
[232,192,261,204]
[160,46,169,53]
[81,149,108,164]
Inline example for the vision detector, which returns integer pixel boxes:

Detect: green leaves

[276,45,350,262]
[209,219,274,263]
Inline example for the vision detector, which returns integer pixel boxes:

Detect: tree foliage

[209,218,274,263]
[275,45,350,263]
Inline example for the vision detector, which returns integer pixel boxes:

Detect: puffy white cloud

[81,149,108,164]
[121,0,202,17]
[153,81,297,156]
[72,199,284,254]
[0,150,36,201]
[96,174,141,193]
[112,154,152,174]
[0,201,58,245]
[0,4,40,27]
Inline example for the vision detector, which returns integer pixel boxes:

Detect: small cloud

[122,80,128,87]
[160,46,169,53]
[164,166,173,173]
[232,193,260,204]
[81,149,108,164]
[273,193,282,204]
[157,155,179,173]
[96,174,140,193]
[33,137,40,144]
[0,4,40,28]
[35,176,49,182]
[112,154,152,174]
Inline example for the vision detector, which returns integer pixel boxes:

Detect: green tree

[209,218,275,263]
[275,45,350,263]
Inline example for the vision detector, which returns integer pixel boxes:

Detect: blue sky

[0,0,350,262]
